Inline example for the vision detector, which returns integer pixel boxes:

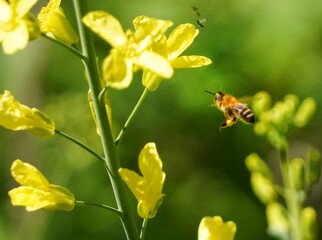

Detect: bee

[205,90,255,129]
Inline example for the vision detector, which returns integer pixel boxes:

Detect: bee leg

[219,117,237,129]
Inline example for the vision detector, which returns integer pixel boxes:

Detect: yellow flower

[119,142,165,219]
[198,216,237,240]
[142,23,212,91]
[82,11,174,90]
[0,90,55,137]
[8,159,75,211]
[37,0,79,45]
[0,0,39,54]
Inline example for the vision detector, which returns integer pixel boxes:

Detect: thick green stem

[115,88,149,146]
[279,146,302,240]
[73,1,139,239]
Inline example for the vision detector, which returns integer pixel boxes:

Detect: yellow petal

[0,0,12,22]
[9,186,52,211]
[11,159,49,188]
[102,50,133,89]
[8,184,75,211]
[138,142,164,183]
[136,51,173,79]
[170,55,212,68]
[15,0,38,18]
[167,24,199,60]
[82,11,127,48]
[119,168,145,200]
[2,21,29,54]
[45,184,75,211]
[198,216,237,240]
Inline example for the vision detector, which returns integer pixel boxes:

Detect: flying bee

[205,90,255,129]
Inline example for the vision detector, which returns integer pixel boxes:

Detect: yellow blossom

[8,159,75,211]
[37,0,79,45]
[119,142,165,219]
[142,23,212,91]
[198,216,237,240]
[82,11,174,90]
[0,90,55,137]
[0,0,39,54]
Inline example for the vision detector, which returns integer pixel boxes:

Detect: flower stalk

[115,88,149,146]
[73,0,139,239]
[279,146,302,240]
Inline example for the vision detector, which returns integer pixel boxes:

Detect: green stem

[42,33,87,60]
[75,200,122,216]
[279,146,302,240]
[55,129,105,164]
[73,1,139,239]
[115,88,149,146]
[139,219,148,240]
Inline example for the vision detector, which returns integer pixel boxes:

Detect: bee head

[215,91,224,104]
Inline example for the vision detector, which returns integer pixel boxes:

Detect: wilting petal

[170,55,212,68]
[167,24,199,61]
[198,216,237,240]
[102,49,133,89]
[82,11,127,48]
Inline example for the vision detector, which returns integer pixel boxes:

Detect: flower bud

[252,91,271,116]
[266,202,289,239]
[290,158,305,191]
[301,206,317,240]
[294,97,316,128]
[245,153,273,180]
[251,172,277,204]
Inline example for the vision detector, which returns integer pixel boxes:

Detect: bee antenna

[205,90,214,95]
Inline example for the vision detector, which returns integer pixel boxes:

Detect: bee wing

[237,95,253,105]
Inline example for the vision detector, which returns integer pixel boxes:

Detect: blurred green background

[1,0,322,239]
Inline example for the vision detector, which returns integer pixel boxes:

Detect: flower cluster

[83,11,212,91]
[252,91,316,149]
[246,92,320,240]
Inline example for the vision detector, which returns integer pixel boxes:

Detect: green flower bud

[301,207,317,240]
[252,91,271,116]
[245,153,274,180]
[294,97,316,128]
[251,172,277,204]
[26,14,41,41]
[290,158,305,191]
[266,202,289,240]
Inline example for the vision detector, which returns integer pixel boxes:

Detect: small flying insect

[192,6,207,28]
[205,90,255,129]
